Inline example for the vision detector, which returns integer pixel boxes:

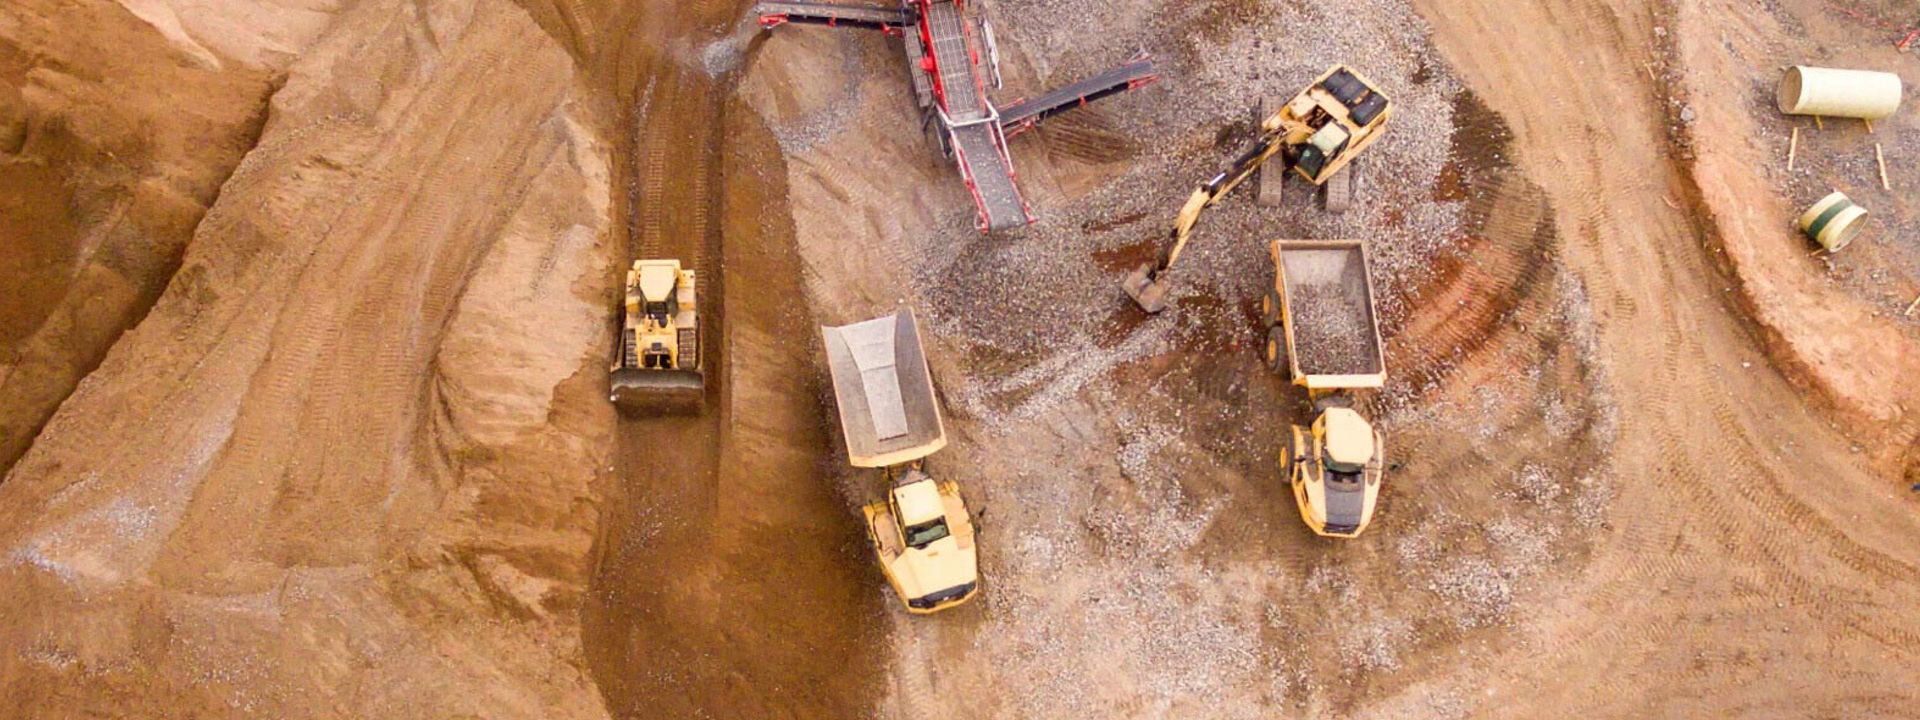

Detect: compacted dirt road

[574,2,886,718]
[1406,1,1920,715]
[3,1,1918,718]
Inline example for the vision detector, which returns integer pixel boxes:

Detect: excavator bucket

[610,368,704,414]
[1122,262,1171,313]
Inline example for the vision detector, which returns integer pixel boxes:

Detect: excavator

[609,258,703,411]
[1123,65,1392,313]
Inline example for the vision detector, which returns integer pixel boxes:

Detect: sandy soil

[1665,0,1920,459]
[1,0,616,716]
[3,0,1919,718]
[0,0,344,474]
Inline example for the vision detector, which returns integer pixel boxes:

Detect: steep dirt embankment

[0,0,617,716]
[0,0,344,475]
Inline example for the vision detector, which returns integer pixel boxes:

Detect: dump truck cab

[610,259,703,410]
[866,465,980,613]
[1287,406,1385,538]
[1263,240,1390,538]
[823,308,981,614]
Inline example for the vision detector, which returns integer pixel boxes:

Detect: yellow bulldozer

[1124,65,1392,312]
[822,308,980,614]
[609,258,703,411]
[1263,240,1387,538]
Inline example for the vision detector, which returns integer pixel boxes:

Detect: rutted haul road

[0,0,1916,718]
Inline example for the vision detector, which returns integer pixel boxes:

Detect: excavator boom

[1119,65,1391,313]
[1122,130,1286,312]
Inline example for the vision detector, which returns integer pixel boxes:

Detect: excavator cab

[1296,123,1352,180]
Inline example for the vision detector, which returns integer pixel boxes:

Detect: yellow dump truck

[1261,240,1388,538]
[822,308,980,613]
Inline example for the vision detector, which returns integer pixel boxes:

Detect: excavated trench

[554,1,887,717]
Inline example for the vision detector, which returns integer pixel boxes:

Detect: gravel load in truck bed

[1289,283,1380,375]
[1279,243,1383,377]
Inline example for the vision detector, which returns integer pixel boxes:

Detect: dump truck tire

[1261,288,1284,327]
[1265,325,1288,373]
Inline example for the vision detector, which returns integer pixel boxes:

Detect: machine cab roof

[1319,407,1376,469]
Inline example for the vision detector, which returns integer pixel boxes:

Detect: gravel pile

[916,0,1467,429]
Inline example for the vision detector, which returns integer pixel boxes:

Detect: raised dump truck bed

[822,307,948,468]
[1270,240,1385,390]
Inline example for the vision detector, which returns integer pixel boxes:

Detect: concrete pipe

[1777,66,1903,119]
[1799,191,1868,252]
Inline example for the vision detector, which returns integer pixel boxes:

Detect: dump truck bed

[822,307,948,467]
[1270,240,1385,390]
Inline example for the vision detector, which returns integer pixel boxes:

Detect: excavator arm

[1121,130,1287,312]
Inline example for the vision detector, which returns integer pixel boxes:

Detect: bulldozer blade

[610,368,705,414]
[1121,262,1170,313]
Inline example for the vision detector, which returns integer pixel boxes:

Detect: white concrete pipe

[1799,191,1868,252]
[1777,66,1903,119]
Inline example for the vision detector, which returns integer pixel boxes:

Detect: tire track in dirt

[1406,0,1920,714]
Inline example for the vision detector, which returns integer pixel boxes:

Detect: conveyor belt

[922,1,984,119]
[999,55,1158,135]
[753,1,909,30]
[949,122,1029,231]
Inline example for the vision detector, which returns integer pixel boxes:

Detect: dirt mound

[0,0,615,716]
[0,0,346,475]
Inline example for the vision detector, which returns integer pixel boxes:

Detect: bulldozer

[1123,65,1393,312]
[1264,240,1388,537]
[823,308,980,614]
[609,258,703,411]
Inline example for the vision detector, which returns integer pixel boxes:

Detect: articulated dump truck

[1261,241,1388,538]
[822,308,980,614]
